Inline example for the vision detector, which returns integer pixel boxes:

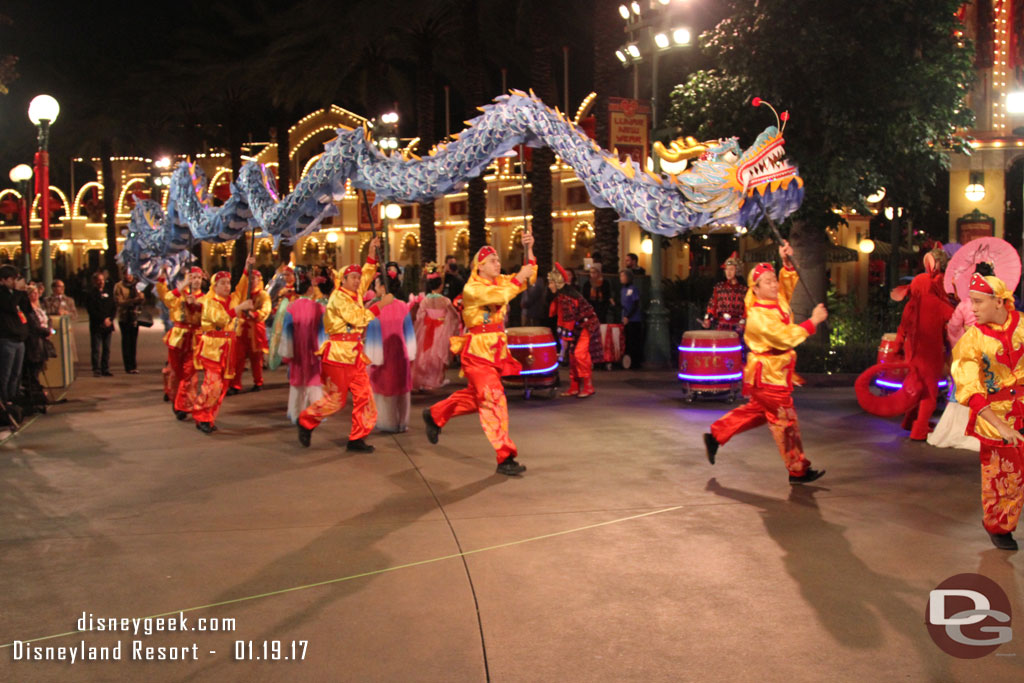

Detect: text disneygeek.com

[9,612,309,663]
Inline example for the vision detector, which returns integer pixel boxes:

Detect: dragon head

[655,99,803,227]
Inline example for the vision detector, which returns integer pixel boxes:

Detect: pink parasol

[943,237,1020,301]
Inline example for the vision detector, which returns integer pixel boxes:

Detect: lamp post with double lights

[615,0,692,368]
[28,94,59,296]
[9,164,33,280]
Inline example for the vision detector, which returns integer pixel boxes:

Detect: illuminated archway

[31,185,72,219]
[73,181,103,218]
[116,179,148,215]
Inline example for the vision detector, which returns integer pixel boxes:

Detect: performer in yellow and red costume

[548,262,603,397]
[702,241,828,483]
[297,237,381,452]
[156,265,205,420]
[951,271,1024,550]
[192,257,256,433]
[423,233,537,476]
[229,269,272,394]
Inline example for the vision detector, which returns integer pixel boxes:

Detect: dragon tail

[855,362,924,418]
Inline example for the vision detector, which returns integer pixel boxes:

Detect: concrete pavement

[1,321,1022,681]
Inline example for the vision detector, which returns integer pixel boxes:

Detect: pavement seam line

[0,504,683,650]
[390,434,492,682]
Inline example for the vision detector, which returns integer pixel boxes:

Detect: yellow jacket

[743,266,815,390]
[156,280,204,350]
[450,273,527,364]
[196,274,249,368]
[951,310,1024,445]
[237,286,272,351]
[318,259,378,366]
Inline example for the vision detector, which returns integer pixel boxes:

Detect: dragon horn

[751,96,781,130]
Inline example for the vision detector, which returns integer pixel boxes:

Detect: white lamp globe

[9,164,32,183]
[384,203,402,220]
[28,95,60,125]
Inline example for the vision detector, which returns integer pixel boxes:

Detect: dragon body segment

[122,91,803,282]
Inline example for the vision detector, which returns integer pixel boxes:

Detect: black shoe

[174,410,189,421]
[423,408,440,444]
[163,393,170,402]
[225,387,240,397]
[346,438,375,453]
[789,468,826,485]
[988,531,1019,551]
[496,457,526,476]
[250,385,262,393]
[703,433,719,465]
[101,371,113,377]
[298,424,312,448]
[93,371,102,377]
[196,421,217,434]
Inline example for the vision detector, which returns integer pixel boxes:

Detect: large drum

[678,330,743,402]
[600,323,625,366]
[876,332,908,387]
[504,326,559,398]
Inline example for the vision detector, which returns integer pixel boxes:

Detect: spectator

[441,254,465,301]
[620,269,644,368]
[625,252,646,276]
[114,271,145,374]
[23,282,52,405]
[44,279,78,318]
[582,264,613,323]
[0,265,30,420]
[86,272,116,377]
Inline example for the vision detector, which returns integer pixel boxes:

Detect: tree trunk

[416,34,437,266]
[788,219,827,326]
[460,0,489,260]
[529,1,558,275]
[592,0,624,274]
[100,138,118,274]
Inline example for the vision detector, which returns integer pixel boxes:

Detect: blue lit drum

[504,326,560,394]
[678,330,743,400]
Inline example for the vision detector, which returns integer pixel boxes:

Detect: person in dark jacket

[86,272,117,376]
[0,265,30,414]
[114,271,145,373]
[620,269,644,369]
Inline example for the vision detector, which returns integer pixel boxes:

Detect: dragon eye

[722,151,738,163]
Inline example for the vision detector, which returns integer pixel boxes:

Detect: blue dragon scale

[120,90,803,281]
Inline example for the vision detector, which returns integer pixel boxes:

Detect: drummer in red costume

[702,251,746,334]
[193,257,257,433]
[422,234,537,476]
[950,272,1024,550]
[702,241,828,483]
[156,265,205,420]
[228,269,271,395]
[548,262,603,397]
[296,237,381,452]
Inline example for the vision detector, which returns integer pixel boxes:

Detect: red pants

[168,345,199,413]
[710,384,810,476]
[298,358,375,440]
[430,354,516,462]
[193,357,230,424]
[570,329,593,384]
[980,444,1024,534]
[231,330,264,390]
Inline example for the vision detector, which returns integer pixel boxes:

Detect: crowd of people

[0,265,64,429]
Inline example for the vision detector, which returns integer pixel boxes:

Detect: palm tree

[459,0,490,259]
[592,0,626,274]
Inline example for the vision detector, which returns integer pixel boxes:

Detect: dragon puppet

[120,91,803,282]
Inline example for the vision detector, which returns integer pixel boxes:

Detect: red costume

[951,273,1024,548]
[704,252,746,333]
[426,246,530,469]
[855,249,953,440]
[548,263,603,397]
[193,272,249,429]
[706,261,821,480]
[156,268,204,416]
[298,259,378,443]
[230,273,272,391]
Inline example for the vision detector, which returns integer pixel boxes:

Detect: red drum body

[504,326,559,397]
[678,330,743,402]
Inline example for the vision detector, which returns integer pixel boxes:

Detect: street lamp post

[9,164,33,281]
[28,94,59,296]
[617,1,692,368]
